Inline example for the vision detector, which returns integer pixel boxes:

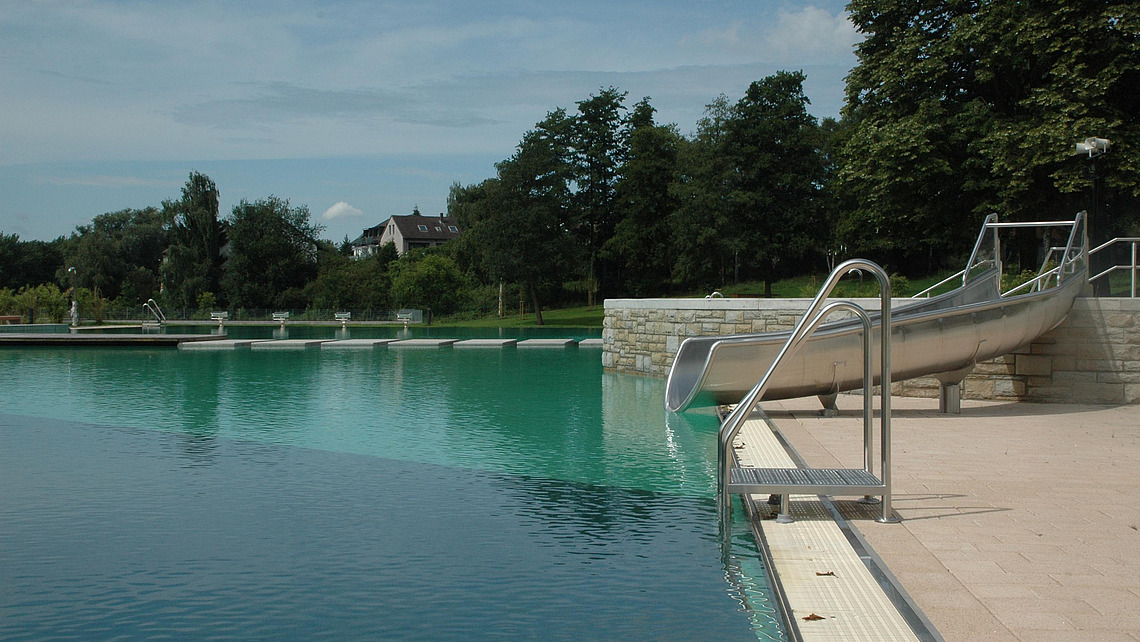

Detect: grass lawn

[435,305,606,328]
[435,271,970,328]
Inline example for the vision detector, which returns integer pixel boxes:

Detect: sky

[0,0,862,243]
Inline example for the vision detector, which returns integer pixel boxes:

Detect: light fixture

[1075,137,1111,158]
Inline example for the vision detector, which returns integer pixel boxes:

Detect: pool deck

[753,394,1140,642]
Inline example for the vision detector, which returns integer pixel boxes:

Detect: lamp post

[1077,137,1111,294]
[67,266,78,327]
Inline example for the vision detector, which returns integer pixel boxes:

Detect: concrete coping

[604,297,910,312]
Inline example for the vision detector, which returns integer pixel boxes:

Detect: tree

[222,196,323,308]
[390,251,466,318]
[0,233,65,290]
[602,98,683,296]
[669,75,826,294]
[162,172,226,307]
[723,71,826,294]
[570,87,628,304]
[840,0,1140,272]
[450,111,576,324]
[670,94,738,290]
[307,243,395,311]
[60,207,168,303]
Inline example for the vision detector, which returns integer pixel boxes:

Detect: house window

[448,226,459,233]
[418,225,428,232]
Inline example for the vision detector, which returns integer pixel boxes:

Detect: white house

[351,214,462,258]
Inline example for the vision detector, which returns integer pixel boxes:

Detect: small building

[351,214,461,258]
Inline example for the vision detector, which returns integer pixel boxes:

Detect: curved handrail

[143,299,166,325]
[717,259,892,519]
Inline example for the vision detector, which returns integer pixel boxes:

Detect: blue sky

[1,0,861,242]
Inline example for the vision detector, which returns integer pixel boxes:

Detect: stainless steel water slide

[665,213,1089,412]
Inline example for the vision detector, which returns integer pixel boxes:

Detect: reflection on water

[1,348,714,494]
[0,347,783,639]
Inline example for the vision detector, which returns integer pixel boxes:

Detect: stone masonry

[602,296,1140,405]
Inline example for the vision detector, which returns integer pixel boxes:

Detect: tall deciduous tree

[60,207,169,303]
[670,94,737,290]
[571,87,628,304]
[603,98,683,296]
[162,172,226,307]
[450,111,575,324]
[222,196,322,309]
[724,71,826,294]
[841,0,1139,272]
[0,233,65,290]
[390,251,466,318]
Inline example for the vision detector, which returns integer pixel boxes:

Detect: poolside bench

[335,312,351,327]
[272,312,289,324]
[396,311,413,327]
[0,315,21,324]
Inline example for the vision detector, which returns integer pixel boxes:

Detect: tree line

[2,0,1136,323]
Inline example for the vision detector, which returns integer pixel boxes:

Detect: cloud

[766,7,860,61]
[680,7,859,65]
[322,201,363,220]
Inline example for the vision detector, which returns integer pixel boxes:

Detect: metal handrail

[143,299,166,325]
[912,268,966,298]
[718,259,892,522]
[916,213,1086,299]
[1089,237,1140,297]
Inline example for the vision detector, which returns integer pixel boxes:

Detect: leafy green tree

[390,251,466,317]
[570,87,628,303]
[670,94,737,290]
[307,243,395,311]
[12,283,68,323]
[162,172,226,307]
[59,207,168,303]
[723,71,826,294]
[222,196,323,309]
[602,98,683,296]
[0,233,65,290]
[841,0,1139,271]
[451,112,576,324]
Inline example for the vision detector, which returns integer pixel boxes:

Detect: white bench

[335,312,351,328]
[272,312,289,326]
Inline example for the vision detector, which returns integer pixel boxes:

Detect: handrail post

[875,266,897,523]
[1126,242,1135,301]
[717,259,896,527]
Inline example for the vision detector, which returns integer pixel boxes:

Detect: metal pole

[875,270,898,523]
[1132,241,1137,298]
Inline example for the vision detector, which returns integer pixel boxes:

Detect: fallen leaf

[803,613,826,621]
[816,571,836,577]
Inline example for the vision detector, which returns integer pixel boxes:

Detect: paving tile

[762,394,1140,642]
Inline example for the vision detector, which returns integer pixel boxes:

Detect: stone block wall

[603,296,1140,405]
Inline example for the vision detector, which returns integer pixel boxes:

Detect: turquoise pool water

[0,346,784,639]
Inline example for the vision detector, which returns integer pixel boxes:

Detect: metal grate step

[728,466,884,496]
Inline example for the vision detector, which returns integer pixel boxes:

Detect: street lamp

[67,266,78,327]
[1075,137,1111,158]
[1076,137,1111,293]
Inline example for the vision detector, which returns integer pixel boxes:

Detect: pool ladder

[142,299,166,332]
[719,259,898,529]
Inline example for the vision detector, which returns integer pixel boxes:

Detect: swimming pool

[0,345,784,639]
